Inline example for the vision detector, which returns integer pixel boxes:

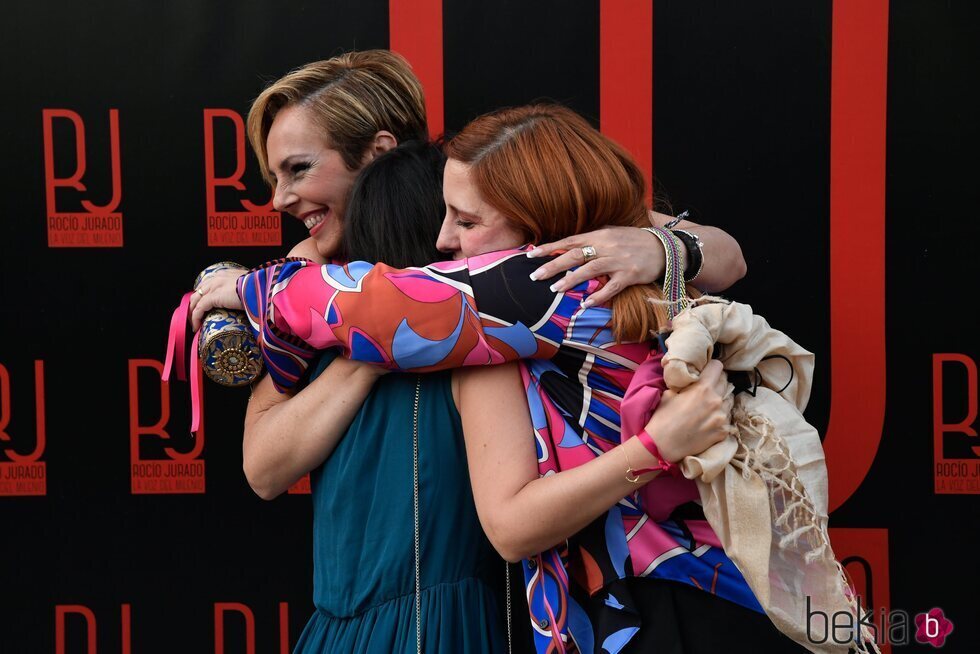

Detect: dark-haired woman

[255,140,509,654]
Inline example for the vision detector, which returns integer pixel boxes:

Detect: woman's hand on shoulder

[526,225,666,307]
[642,360,733,464]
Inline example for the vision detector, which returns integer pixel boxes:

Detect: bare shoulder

[286,237,326,263]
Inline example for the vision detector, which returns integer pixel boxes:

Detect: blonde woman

[193,52,750,653]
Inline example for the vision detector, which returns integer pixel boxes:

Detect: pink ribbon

[634,428,673,475]
[620,348,671,470]
[622,349,701,522]
[162,291,203,434]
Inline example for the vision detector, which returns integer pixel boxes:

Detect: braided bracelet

[642,225,688,320]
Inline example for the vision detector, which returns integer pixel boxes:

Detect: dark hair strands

[342,140,448,270]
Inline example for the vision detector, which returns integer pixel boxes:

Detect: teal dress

[293,353,506,654]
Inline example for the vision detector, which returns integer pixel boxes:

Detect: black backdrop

[1,1,977,652]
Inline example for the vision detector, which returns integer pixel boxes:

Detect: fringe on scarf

[731,406,881,653]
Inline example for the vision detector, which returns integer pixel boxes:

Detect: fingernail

[550,282,564,293]
[526,248,542,258]
[581,299,594,309]
[529,269,543,281]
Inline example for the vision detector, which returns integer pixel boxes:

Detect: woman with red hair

[197,103,800,653]
[444,105,802,654]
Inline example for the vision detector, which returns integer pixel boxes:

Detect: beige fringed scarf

[661,299,879,654]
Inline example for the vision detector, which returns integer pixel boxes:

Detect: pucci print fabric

[237,248,761,654]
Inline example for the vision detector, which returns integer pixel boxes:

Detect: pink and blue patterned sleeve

[237,249,598,392]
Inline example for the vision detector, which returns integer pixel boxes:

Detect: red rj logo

[0,361,47,496]
[204,108,281,247]
[932,353,979,494]
[214,602,293,654]
[42,109,123,247]
[128,359,206,494]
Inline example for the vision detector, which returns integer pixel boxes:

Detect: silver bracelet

[663,209,689,229]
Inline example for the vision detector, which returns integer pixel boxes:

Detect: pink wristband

[635,429,673,473]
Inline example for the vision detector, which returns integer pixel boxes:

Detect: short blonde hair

[247,50,428,181]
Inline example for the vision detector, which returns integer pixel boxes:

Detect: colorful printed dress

[294,352,505,654]
[238,248,763,654]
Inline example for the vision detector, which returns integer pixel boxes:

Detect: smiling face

[265,105,363,258]
[437,159,527,259]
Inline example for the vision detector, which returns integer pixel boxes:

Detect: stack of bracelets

[640,211,706,320]
[621,210,705,479]
[664,210,705,284]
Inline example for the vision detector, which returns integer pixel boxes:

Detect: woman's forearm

[650,211,747,292]
[459,364,658,563]
[489,437,655,562]
[243,358,381,499]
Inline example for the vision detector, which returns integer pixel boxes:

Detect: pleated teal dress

[293,353,506,654]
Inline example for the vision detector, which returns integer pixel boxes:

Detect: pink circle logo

[914,608,954,648]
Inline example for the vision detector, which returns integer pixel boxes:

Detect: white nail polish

[550,282,562,293]
[581,299,593,309]
[527,248,542,258]
[529,270,542,281]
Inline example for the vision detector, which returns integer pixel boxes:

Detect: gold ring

[195,287,206,297]
[582,245,598,261]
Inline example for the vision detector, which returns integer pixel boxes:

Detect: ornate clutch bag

[193,262,264,387]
